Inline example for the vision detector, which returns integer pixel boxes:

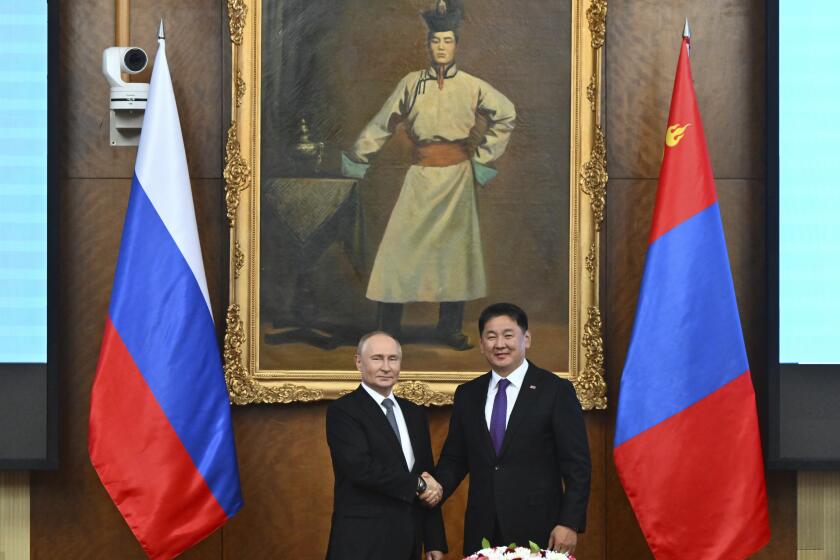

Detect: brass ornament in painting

[225,0,607,409]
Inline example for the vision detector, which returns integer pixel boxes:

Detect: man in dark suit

[326,331,447,560]
[432,303,591,556]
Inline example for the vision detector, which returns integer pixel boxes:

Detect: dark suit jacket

[436,361,591,555]
[326,385,447,560]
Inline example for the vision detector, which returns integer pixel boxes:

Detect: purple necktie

[489,378,511,456]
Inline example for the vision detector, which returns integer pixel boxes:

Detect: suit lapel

[498,363,539,458]
[354,386,407,469]
[469,373,497,463]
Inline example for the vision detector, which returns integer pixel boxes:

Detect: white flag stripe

[134,41,212,316]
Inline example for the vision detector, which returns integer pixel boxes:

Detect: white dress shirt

[361,382,415,470]
[484,359,529,429]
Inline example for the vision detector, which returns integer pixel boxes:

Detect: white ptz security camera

[102,47,150,146]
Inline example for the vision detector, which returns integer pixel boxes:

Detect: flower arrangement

[463,539,575,560]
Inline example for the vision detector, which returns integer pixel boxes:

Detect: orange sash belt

[413,142,469,167]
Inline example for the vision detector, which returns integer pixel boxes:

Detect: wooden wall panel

[606,0,765,180]
[61,0,222,180]
[223,404,334,558]
[0,472,29,560]
[29,0,796,559]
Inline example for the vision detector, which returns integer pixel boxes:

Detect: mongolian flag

[613,30,770,559]
[88,26,243,559]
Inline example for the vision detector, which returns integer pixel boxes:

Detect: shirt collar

[427,62,458,79]
[360,382,395,406]
[491,359,529,390]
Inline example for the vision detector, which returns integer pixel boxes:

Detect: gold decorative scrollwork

[586,75,597,112]
[250,383,324,404]
[235,70,245,108]
[227,0,247,46]
[225,304,323,404]
[233,241,244,279]
[586,0,607,50]
[585,242,597,282]
[224,304,248,402]
[574,305,607,409]
[224,123,250,227]
[579,125,607,231]
[394,381,454,406]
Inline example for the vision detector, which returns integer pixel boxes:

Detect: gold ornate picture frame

[223,0,607,410]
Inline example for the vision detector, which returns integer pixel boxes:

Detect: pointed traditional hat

[422,0,463,32]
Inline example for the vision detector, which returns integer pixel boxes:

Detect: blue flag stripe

[109,176,241,517]
[614,203,749,447]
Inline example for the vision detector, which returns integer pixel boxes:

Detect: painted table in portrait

[222,0,607,409]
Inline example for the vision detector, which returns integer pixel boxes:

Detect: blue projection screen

[0,3,47,363]
[778,1,840,364]
[0,0,56,469]
[770,0,840,468]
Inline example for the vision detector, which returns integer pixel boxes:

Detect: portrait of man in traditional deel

[258,0,572,374]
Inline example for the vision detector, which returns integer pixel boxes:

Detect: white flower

[465,545,573,560]
[502,547,533,559]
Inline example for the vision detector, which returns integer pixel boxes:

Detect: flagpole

[683,18,691,56]
[116,0,130,82]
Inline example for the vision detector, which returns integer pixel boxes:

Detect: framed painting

[222,0,607,409]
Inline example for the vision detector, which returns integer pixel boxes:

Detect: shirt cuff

[472,161,498,186]
[341,152,369,179]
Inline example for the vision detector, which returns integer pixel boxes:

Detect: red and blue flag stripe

[614,36,769,559]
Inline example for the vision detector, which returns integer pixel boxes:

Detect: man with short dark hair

[433,303,591,556]
[326,331,446,560]
[342,0,516,350]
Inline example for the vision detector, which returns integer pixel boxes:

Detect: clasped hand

[547,525,577,555]
[418,471,443,507]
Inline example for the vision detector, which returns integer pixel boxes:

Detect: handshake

[418,471,443,507]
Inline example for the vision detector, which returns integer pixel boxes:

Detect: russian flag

[88,30,242,559]
[613,34,770,559]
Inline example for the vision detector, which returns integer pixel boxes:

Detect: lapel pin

[529,385,536,390]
